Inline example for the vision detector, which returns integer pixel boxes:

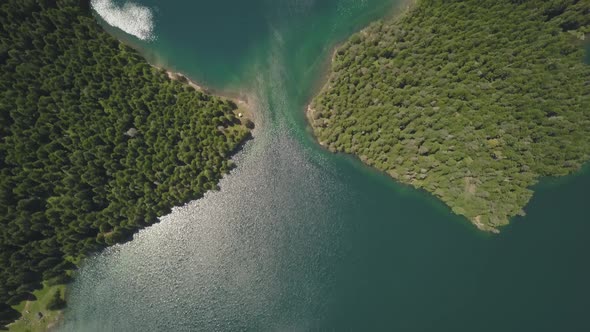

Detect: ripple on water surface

[60,71,352,330]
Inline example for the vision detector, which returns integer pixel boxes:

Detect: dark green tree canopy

[0,0,250,326]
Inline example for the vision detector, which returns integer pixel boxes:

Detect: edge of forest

[6,11,259,332]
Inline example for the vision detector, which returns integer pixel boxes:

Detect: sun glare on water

[91,0,156,41]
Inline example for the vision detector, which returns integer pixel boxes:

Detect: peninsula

[309,0,590,232]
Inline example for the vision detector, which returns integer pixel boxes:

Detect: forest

[0,0,250,328]
[310,0,590,232]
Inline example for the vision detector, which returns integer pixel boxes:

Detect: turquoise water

[60,1,590,331]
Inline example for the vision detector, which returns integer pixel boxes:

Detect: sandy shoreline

[151,64,257,127]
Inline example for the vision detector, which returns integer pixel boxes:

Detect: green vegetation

[310,0,590,232]
[0,0,250,327]
[8,284,65,332]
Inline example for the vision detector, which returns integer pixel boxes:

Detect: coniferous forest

[0,0,250,327]
[310,0,590,232]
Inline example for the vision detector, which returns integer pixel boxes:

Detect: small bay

[60,1,590,331]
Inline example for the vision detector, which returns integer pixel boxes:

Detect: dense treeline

[310,0,590,232]
[0,0,250,327]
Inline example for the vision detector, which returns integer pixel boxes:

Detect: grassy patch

[8,284,66,332]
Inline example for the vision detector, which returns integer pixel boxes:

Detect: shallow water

[60,1,590,331]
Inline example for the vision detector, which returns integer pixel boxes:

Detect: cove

[59,1,590,331]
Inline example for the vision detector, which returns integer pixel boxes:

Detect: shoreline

[7,64,259,332]
[303,0,505,234]
[152,64,258,130]
[304,0,499,234]
[8,39,260,332]
[305,0,417,130]
[305,0,589,234]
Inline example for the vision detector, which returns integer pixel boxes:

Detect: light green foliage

[0,0,250,326]
[8,284,66,332]
[310,0,590,231]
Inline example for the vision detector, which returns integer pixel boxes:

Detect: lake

[59,1,590,331]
